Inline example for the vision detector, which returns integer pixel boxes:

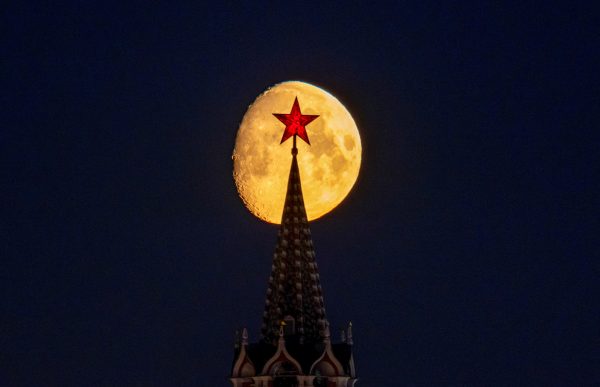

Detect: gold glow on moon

[233,81,362,224]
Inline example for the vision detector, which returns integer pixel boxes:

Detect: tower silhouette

[230,140,358,387]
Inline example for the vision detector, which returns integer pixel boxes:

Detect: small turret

[347,322,353,346]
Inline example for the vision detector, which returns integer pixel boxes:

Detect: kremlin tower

[230,98,358,387]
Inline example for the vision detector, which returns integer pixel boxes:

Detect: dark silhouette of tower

[230,145,357,387]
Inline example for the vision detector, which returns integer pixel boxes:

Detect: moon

[233,81,361,224]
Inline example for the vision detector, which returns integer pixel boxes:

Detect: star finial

[273,97,319,147]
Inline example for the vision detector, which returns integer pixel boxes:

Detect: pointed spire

[241,327,248,346]
[347,322,353,345]
[261,145,327,345]
[340,328,347,343]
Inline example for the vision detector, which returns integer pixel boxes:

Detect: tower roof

[230,97,357,384]
[261,150,327,345]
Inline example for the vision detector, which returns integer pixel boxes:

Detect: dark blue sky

[2,2,597,386]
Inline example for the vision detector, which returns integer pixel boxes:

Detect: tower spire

[261,98,325,344]
[230,95,357,386]
[261,145,327,344]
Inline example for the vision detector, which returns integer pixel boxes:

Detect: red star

[273,97,319,145]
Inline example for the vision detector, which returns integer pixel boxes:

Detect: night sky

[3,2,598,386]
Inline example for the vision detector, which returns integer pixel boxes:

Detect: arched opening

[272,361,299,387]
[272,361,299,376]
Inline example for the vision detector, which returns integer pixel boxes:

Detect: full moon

[233,81,361,224]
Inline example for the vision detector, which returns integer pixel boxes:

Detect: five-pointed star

[273,97,319,145]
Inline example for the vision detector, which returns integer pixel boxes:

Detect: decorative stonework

[261,153,327,345]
